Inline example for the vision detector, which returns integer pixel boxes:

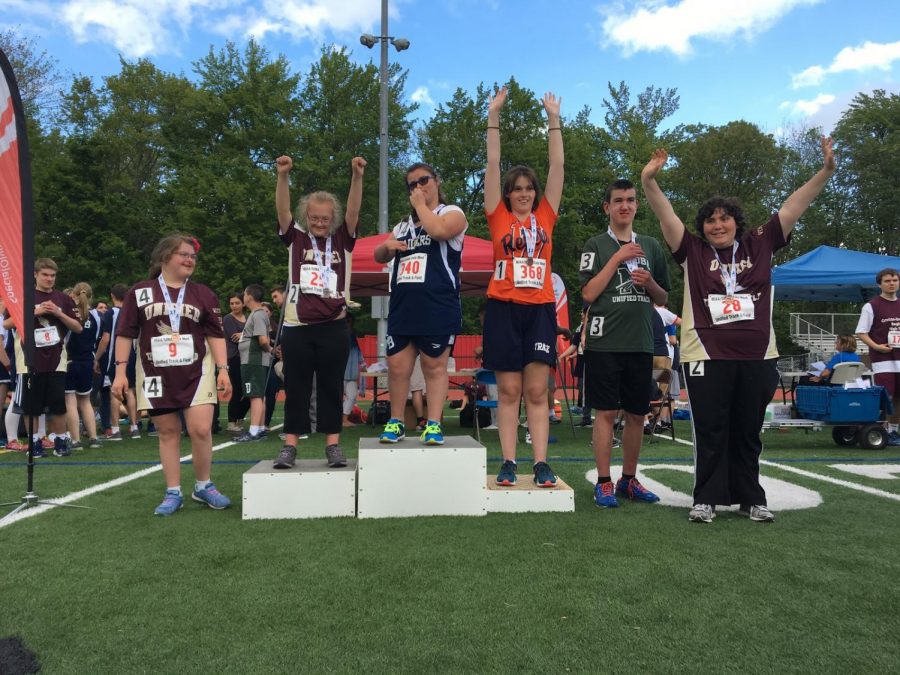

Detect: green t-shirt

[578,232,670,353]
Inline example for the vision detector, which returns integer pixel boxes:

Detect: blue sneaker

[421,420,444,445]
[192,482,231,510]
[379,418,406,443]
[30,439,45,459]
[888,431,900,447]
[496,460,518,486]
[53,437,72,457]
[154,490,183,516]
[594,481,619,508]
[615,477,660,503]
[533,461,558,487]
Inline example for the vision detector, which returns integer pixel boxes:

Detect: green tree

[832,89,899,256]
[0,27,64,123]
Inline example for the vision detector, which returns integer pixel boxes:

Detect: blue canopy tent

[773,246,900,302]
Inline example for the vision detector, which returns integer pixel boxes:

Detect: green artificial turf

[1,407,899,673]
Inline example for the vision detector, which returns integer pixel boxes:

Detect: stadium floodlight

[359,34,377,48]
[391,38,410,52]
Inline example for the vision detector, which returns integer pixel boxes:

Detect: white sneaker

[739,504,775,522]
[483,424,498,430]
[688,504,715,523]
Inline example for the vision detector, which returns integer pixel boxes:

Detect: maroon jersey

[863,296,900,366]
[278,220,356,325]
[674,213,788,362]
[30,289,77,373]
[117,279,224,410]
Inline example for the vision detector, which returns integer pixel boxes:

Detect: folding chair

[647,369,675,444]
[473,369,498,442]
[828,362,865,385]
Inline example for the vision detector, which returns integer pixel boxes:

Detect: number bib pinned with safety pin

[708,294,754,325]
[513,257,546,289]
[299,265,339,297]
[396,253,427,283]
[150,334,195,367]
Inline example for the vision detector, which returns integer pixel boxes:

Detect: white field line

[656,434,900,503]
[760,460,900,502]
[0,426,283,529]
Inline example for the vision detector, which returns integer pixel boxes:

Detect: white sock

[5,407,20,441]
[194,480,211,492]
[890,424,898,433]
[249,425,260,435]
[167,486,182,495]
[37,415,46,437]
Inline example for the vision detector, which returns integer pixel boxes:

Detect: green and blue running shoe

[533,461,558,487]
[420,420,444,445]
[496,460,518,486]
[380,418,406,443]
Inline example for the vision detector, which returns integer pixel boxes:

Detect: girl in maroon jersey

[113,235,232,516]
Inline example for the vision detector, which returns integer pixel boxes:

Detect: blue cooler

[795,386,890,423]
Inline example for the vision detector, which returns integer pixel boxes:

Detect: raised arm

[484,86,507,214]
[778,136,836,237]
[275,155,294,234]
[542,92,564,212]
[641,149,686,251]
[345,156,367,236]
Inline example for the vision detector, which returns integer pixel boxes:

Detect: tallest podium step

[356,436,487,519]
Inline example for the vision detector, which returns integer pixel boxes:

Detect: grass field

[2,406,900,673]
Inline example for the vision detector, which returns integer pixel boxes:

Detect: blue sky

[2,0,898,135]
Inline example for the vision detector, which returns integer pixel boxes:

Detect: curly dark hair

[694,197,746,243]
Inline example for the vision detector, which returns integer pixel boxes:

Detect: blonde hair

[70,282,93,323]
[835,335,857,353]
[295,191,343,236]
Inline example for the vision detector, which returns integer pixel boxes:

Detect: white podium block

[485,475,575,513]
[357,436,487,519]
[242,459,357,520]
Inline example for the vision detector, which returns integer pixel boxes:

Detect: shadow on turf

[0,636,40,674]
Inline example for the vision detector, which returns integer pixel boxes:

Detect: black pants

[683,359,778,506]
[281,321,349,436]
[227,353,250,422]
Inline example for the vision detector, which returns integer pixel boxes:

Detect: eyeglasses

[174,252,198,260]
[307,216,332,225]
[407,175,435,192]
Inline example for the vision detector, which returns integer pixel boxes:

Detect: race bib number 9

[397,253,427,283]
[708,293,754,325]
[512,258,546,289]
[150,334,195,367]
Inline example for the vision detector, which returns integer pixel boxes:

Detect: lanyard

[157,276,187,334]
[522,214,539,262]
[309,235,334,291]
[711,241,739,296]
[607,227,639,272]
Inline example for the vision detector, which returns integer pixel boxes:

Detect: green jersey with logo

[578,232,670,353]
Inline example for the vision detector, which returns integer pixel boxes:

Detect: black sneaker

[273,445,297,469]
[325,444,347,468]
[53,437,72,457]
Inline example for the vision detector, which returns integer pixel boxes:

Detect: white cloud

[410,86,434,107]
[792,40,900,88]
[780,93,836,117]
[598,0,821,57]
[223,0,389,42]
[61,0,225,57]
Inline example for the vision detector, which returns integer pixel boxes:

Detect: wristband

[114,360,128,365]
[216,364,229,372]
[487,126,499,130]
[548,127,561,131]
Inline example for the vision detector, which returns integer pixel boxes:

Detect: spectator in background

[222,293,249,433]
[809,335,861,383]
[64,282,102,449]
[856,268,900,445]
[234,284,272,442]
[342,313,366,427]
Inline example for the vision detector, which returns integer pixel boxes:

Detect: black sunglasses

[407,175,435,192]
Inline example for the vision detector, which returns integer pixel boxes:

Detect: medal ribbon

[157,276,187,334]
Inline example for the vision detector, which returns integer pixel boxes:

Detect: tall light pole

[361,0,409,360]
